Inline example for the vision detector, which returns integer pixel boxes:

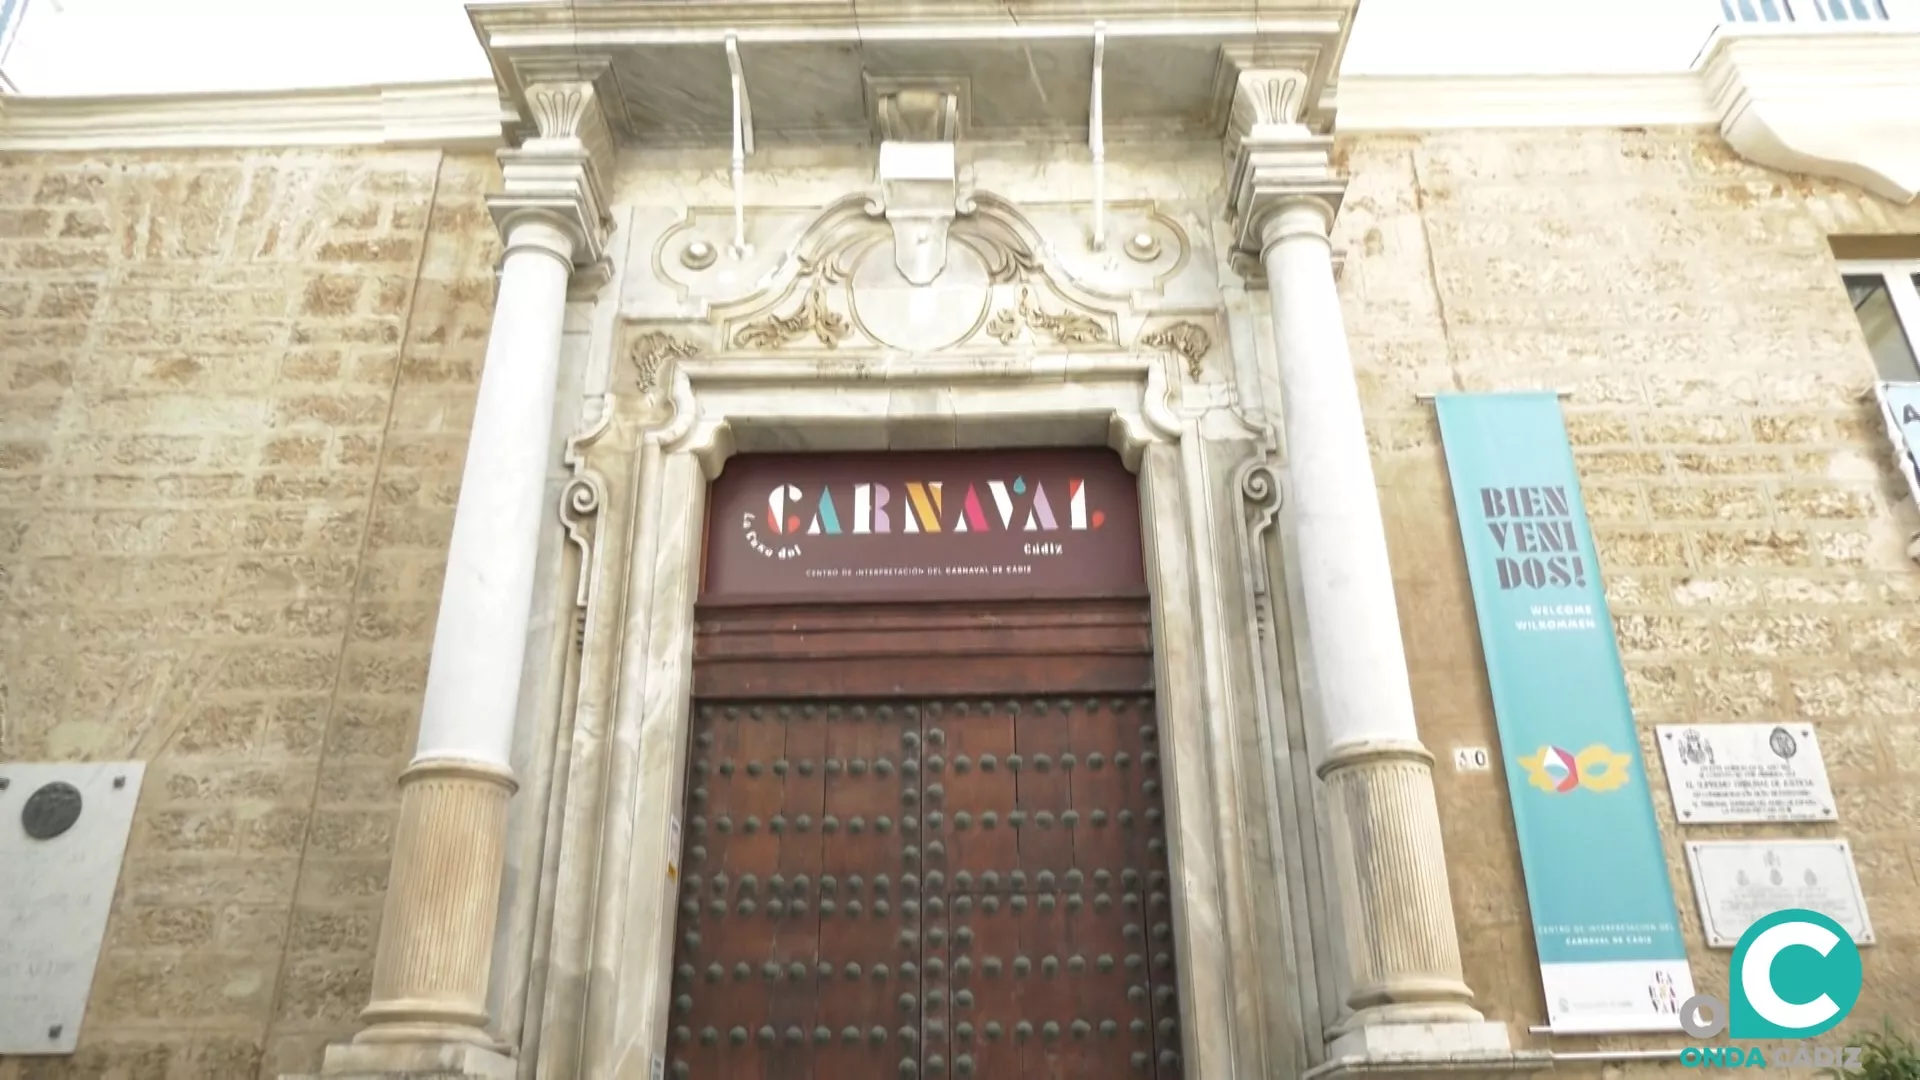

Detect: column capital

[1223,67,1347,261]
[488,71,617,275]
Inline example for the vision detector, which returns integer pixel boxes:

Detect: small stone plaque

[1453,747,1493,772]
[1685,839,1873,949]
[0,763,146,1055]
[1656,723,1836,823]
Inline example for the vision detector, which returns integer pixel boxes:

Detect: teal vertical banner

[1434,392,1693,1034]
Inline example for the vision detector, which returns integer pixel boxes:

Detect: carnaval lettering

[744,474,1104,559]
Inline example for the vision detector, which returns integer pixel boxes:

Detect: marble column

[1225,69,1528,1072]
[313,78,613,1080]
[1260,194,1481,1025]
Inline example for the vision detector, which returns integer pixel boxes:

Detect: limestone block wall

[1336,127,1920,1047]
[0,148,498,1078]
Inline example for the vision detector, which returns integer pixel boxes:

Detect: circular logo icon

[1728,909,1861,1038]
[1768,727,1798,761]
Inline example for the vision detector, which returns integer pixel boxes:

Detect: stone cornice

[0,79,509,152]
[1331,72,1716,133]
[468,0,1350,36]
[1701,26,1920,204]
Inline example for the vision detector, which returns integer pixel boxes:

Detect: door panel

[814,702,918,1078]
[670,694,1179,1080]
[935,700,1019,889]
[933,696,1170,1080]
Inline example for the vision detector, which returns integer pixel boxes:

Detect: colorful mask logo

[1518,744,1633,794]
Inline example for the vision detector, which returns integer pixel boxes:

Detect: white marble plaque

[0,762,146,1055]
[1656,723,1836,823]
[1685,839,1874,949]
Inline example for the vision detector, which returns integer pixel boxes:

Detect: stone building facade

[1,147,507,1076]
[1,3,1918,1079]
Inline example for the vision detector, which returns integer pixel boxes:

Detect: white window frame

[1837,259,1920,381]
[1843,259,1920,564]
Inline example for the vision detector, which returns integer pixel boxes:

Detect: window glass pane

[1724,0,1789,20]
[1823,0,1887,18]
[1845,274,1920,382]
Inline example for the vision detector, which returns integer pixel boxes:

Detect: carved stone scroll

[985,287,1109,347]
[732,282,851,351]
[1142,321,1213,380]
[628,331,700,393]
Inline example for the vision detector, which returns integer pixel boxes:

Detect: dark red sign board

[702,449,1146,604]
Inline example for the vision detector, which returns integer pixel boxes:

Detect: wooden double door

[669,603,1184,1080]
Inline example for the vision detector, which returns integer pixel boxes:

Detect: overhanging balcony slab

[1701,24,1920,203]
[469,0,1354,147]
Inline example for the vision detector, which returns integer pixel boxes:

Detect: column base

[280,1041,517,1080]
[1306,1021,1551,1080]
[353,758,518,1048]
[1319,740,1486,1020]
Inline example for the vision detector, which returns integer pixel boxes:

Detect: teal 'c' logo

[1728,909,1862,1038]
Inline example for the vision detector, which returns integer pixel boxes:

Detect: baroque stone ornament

[560,472,605,609]
[985,288,1109,347]
[1228,70,1310,134]
[702,192,1123,356]
[733,280,851,350]
[558,392,614,613]
[871,87,966,286]
[629,331,700,392]
[1141,322,1212,379]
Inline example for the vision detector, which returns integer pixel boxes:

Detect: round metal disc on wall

[21,781,83,841]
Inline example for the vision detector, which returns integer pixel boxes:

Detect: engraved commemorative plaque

[1655,723,1837,824]
[0,763,146,1054]
[1685,839,1873,949]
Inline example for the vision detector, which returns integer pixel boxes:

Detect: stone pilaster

[299,77,614,1080]
[1224,67,1544,1079]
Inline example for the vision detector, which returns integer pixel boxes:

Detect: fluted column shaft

[1259,197,1481,1028]
[354,213,576,1047]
